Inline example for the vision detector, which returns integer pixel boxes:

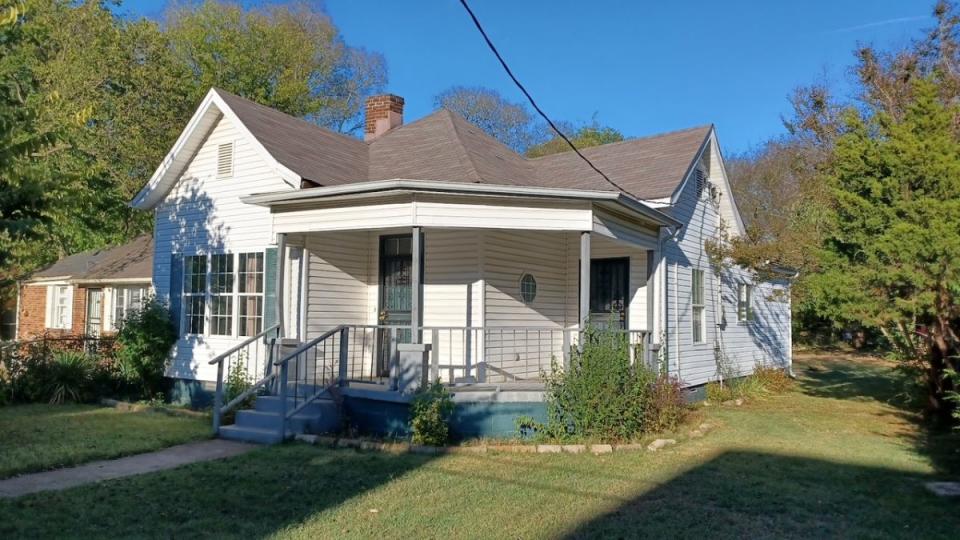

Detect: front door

[589,258,629,330]
[85,289,104,337]
[378,235,414,376]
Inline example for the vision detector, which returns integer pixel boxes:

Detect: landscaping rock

[294,434,318,445]
[647,439,676,451]
[447,445,487,454]
[735,398,744,406]
[688,429,704,438]
[562,444,587,454]
[722,400,736,406]
[537,444,563,454]
[699,422,713,432]
[494,444,536,454]
[336,438,361,449]
[590,444,613,454]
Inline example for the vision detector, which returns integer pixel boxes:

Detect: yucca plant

[47,351,94,404]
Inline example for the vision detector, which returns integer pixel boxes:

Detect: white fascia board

[131,88,300,210]
[242,179,682,228]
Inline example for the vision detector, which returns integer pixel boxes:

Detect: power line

[457,0,633,196]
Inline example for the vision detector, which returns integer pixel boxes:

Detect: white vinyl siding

[45,285,73,330]
[720,266,792,375]
[153,114,292,380]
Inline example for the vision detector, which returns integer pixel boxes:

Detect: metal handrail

[211,323,281,434]
[208,323,281,365]
[273,325,345,366]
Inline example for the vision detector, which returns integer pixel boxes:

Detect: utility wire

[457,0,633,196]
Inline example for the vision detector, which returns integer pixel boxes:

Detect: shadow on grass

[564,450,960,539]
[0,444,438,538]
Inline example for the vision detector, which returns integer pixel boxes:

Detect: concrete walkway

[0,439,256,499]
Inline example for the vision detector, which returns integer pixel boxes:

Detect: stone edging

[294,422,715,455]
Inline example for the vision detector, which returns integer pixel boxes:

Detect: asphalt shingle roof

[30,235,153,282]
[216,89,711,201]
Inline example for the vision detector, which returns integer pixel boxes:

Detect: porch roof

[241,178,683,229]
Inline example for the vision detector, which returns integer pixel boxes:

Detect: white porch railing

[333,325,654,386]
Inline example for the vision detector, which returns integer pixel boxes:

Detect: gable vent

[695,168,707,199]
[216,142,234,178]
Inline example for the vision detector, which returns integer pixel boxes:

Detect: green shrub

[644,374,689,433]
[115,298,177,399]
[46,351,95,404]
[6,341,54,403]
[514,415,545,440]
[544,326,659,442]
[224,355,255,420]
[410,380,455,446]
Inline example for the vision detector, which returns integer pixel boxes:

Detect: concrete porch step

[235,409,338,433]
[218,425,287,445]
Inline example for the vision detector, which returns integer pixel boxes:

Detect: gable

[132,89,301,210]
[669,131,746,237]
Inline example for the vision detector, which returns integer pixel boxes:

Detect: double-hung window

[47,285,72,330]
[692,269,705,344]
[737,283,754,322]
[182,252,265,338]
[112,286,150,328]
[209,254,234,336]
[237,253,264,337]
[184,255,207,335]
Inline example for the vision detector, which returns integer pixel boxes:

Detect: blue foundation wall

[167,377,215,409]
[342,395,548,440]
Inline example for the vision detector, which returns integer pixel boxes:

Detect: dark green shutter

[169,254,183,336]
[263,247,278,330]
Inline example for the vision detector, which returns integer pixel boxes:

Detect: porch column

[276,232,287,337]
[579,231,590,330]
[411,226,422,343]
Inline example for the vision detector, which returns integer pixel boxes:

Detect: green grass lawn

[0,404,210,479]
[1,352,958,539]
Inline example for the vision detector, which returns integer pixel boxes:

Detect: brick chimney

[364,94,404,141]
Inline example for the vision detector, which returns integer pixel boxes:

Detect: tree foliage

[0,0,385,301]
[730,0,960,418]
[525,121,624,158]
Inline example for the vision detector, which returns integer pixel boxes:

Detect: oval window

[520,273,537,304]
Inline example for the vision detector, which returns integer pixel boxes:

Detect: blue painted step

[219,394,341,445]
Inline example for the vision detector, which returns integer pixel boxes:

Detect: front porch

[210,186,675,442]
[278,225,658,390]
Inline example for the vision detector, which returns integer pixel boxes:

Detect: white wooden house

[132,89,793,442]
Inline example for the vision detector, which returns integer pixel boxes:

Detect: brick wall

[17,284,100,339]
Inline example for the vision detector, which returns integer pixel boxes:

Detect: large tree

[165,0,386,134]
[0,0,388,299]
[433,86,548,153]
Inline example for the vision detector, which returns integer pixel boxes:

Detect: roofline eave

[241,178,682,228]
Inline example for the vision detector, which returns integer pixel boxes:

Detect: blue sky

[120,0,933,154]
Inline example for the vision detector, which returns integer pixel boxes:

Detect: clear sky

[120,0,934,154]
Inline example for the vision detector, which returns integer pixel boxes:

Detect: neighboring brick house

[16,236,154,339]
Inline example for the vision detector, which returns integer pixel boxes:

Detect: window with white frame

[209,254,234,336]
[737,283,754,322]
[182,252,265,338]
[237,253,264,336]
[184,255,207,335]
[692,268,705,343]
[112,286,150,328]
[46,285,72,329]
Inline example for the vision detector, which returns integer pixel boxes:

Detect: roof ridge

[443,109,486,184]
[213,88,365,149]
[527,123,713,161]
